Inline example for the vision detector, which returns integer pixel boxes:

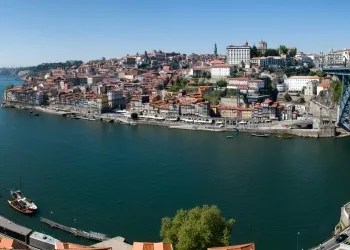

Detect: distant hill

[0,60,84,76]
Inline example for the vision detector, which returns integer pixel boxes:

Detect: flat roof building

[0,216,32,243]
[29,231,59,250]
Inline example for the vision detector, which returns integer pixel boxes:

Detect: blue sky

[0,0,350,67]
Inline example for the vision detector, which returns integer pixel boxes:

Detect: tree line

[251,44,297,58]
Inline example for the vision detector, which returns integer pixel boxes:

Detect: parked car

[336,234,348,243]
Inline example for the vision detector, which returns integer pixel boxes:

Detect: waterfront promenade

[4,103,345,138]
[310,226,350,250]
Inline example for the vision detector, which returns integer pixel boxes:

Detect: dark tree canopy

[284,93,292,102]
[279,45,288,55]
[288,48,297,57]
[160,205,235,250]
[264,49,279,57]
[250,45,259,58]
[216,80,228,88]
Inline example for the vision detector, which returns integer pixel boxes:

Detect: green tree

[5,84,14,90]
[279,45,288,55]
[284,93,292,102]
[330,79,342,103]
[216,80,228,88]
[264,49,279,57]
[299,97,306,104]
[288,48,297,57]
[226,89,237,97]
[160,205,235,250]
[250,45,259,58]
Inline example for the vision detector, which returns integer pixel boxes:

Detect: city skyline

[1,0,350,67]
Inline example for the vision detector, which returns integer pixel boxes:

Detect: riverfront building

[3,87,44,105]
[0,216,32,243]
[29,231,58,250]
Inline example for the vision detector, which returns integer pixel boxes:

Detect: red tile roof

[132,242,172,250]
[208,243,255,250]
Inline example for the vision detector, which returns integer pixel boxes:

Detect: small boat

[33,113,39,116]
[251,133,270,137]
[8,200,34,214]
[226,136,233,139]
[69,114,80,119]
[10,190,38,210]
[277,134,293,139]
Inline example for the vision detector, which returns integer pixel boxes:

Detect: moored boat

[226,136,233,139]
[251,133,270,137]
[8,199,34,214]
[10,190,38,210]
[277,134,293,139]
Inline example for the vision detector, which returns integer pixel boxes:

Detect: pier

[40,218,110,242]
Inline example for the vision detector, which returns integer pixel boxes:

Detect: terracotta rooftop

[208,243,255,250]
[0,237,14,249]
[288,76,320,79]
[211,64,234,68]
[55,241,111,250]
[318,82,330,88]
[132,242,172,250]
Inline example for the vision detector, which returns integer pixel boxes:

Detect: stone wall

[309,100,337,120]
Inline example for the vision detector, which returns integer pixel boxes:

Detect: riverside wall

[2,103,338,138]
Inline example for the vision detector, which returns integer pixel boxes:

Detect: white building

[286,76,320,92]
[107,89,124,109]
[250,56,286,67]
[333,244,350,250]
[210,64,234,78]
[325,49,344,66]
[343,49,350,65]
[226,42,251,66]
[341,202,350,228]
[276,84,286,92]
[304,80,318,96]
[29,231,58,250]
[227,78,264,94]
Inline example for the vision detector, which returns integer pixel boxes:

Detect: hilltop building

[257,40,267,54]
[226,42,251,66]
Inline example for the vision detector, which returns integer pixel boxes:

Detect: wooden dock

[40,217,110,242]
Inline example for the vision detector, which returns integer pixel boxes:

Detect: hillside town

[2,42,349,136]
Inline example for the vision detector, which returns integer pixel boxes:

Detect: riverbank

[3,103,349,138]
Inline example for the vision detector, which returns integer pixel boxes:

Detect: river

[0,76,349,250]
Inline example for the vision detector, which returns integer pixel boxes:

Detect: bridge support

[338,75,350,131]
